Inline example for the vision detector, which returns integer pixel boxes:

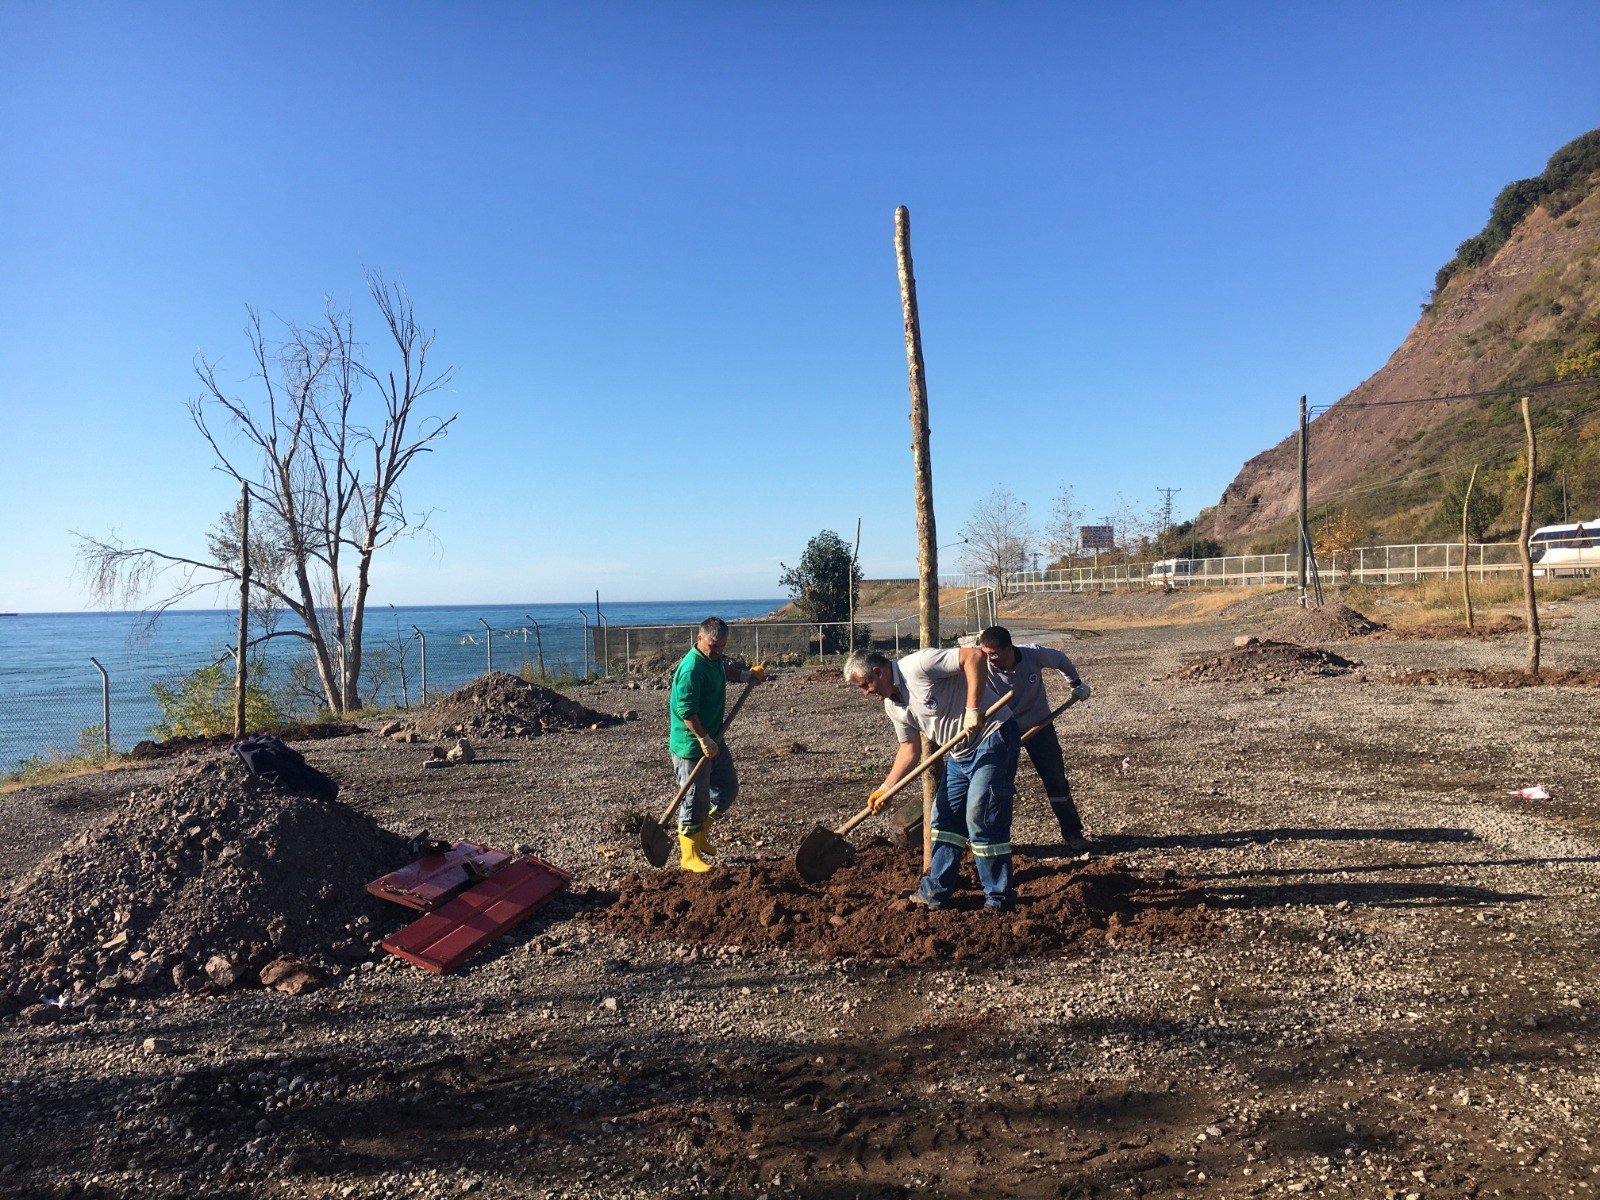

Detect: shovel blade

[889,796,924,853]
[795,824,854,884]
[639,816,674,869]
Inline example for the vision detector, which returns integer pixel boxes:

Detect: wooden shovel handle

[834,689,1016,837]
[1019,694,1079,745]
[656,673,763,824]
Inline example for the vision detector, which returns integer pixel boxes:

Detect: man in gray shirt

[842,646,1022,912]
[978,626,1092,855]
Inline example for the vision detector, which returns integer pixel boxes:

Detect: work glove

[960,706,983,743]
[866,786,889,813]
[1071,680,1092,702]
[746,662,768,684]
[696,735,720,761]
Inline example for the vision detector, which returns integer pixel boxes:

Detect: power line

[1309,374,1598,415]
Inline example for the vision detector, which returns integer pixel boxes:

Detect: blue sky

[2,2,1597,611]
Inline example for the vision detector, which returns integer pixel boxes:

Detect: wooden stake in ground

[1518,396,1542,677]
[895,205,942,874]
[1461,464,1478,631]
[1297,394,1309,608]
[234,483,251,739]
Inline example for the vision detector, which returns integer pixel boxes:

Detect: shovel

[796,690,1015,884]
[890,692,1080,848]
[638,674,762,868]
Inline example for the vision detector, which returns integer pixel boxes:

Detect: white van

[1530,520,1600,577]
[1147,558,1195,587]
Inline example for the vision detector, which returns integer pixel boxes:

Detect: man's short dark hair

[698,617,730,641]
[978,625,1013,649]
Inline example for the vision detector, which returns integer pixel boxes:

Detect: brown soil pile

[1389,666,1600,688]
[1266,603,1385,642]
[406,671,619,739]
[1368,615,1524,641]
[588,843,1216,962]
[1167,641,1358,684]
[128,722,361,761]
[0,759,407,1016]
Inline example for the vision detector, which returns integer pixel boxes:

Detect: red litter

[368,845,571,975]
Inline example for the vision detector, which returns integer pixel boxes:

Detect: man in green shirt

[669,616,764,872]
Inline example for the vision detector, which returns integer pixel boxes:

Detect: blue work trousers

[918,718,1021,908]
[672,748,738,834]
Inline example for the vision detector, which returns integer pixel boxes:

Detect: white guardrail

[939,541,1584,594]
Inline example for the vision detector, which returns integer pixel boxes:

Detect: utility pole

[895,205,941,872]
[848,517,862,655]
[1297,395,1309,608]
[1518,396,1542,677]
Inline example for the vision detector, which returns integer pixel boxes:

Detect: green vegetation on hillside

[1429,128,1600,305]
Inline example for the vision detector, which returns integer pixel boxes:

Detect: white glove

[1071,681,1091,702]
[696,735,720,760]
[960,706,983,741]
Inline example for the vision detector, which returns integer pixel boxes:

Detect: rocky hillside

[1214,128,1600,550]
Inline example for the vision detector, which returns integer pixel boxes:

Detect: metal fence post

[480,618,493,674]
[411,627,427,700]
[89,657,110,758]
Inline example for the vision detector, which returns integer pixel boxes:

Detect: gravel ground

[3,597,1599,1198]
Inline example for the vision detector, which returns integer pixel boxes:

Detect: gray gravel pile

[0,759,407,1018]
[1167,640,1358,683]
[1267,602,1385,642]
[404,671,621,738]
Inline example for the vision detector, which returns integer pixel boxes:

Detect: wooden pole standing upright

[1297,395,1309,608]
[895,206,941,873]
[234,483,251,739]
[1517,397,1542,677]
[1461,464,1478,631]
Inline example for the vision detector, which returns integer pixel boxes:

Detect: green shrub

[151,662,284,740]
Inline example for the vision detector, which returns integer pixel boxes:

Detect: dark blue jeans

[1024,724,1083,841]
[919,719,1021,907]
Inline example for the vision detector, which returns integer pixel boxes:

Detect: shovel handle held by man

[655,672,763,825]
[1020,693,1080,745]
[841,688,1016,837]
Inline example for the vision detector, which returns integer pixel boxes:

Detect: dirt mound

[407,671,619,739]
[1266,603,1385,642]
[1168,641,1358,684]
[1368,615,1524,641]
[1389,666,1600,688]
[127,722,362,761]
[588,843,1216,962]
[0,759,407,1015]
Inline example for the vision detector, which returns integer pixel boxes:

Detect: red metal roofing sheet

[382,856,571,974]
[366,841,512,911]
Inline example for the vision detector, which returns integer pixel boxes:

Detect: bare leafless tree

[960,487,1034,598]
[1042,485,1084,566]
[1110,492,1154,558]
[78,272,456,714]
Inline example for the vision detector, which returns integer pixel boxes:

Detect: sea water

[0,599,782,770]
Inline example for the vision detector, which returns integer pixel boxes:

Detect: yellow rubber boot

[678,832,712,873]
[699,813,719,857]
